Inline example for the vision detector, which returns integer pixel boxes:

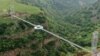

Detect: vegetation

[19,0,97,19]
[0,0,41,14]
[0,0,100,56]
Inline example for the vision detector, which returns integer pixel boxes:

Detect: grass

[0,0,41,14]
[0,0,42,24]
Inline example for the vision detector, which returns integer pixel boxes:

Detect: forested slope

[18,0,97,19]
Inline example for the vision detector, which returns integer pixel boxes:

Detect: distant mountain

[19,0,97,19]
[91,0,100,24]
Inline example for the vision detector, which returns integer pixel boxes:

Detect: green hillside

[0,0,41,24]
[0,0,41,14]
